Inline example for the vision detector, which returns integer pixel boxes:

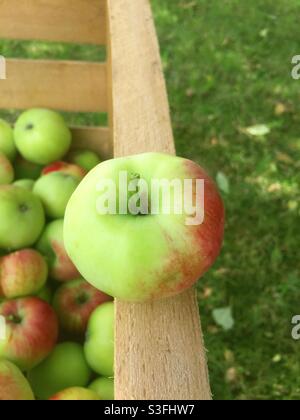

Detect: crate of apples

[0,109,114,401]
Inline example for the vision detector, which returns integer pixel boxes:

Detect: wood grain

[71,126,112,160]
[106,0,212,400]
[0,0,106,45]
[0,59,107,113]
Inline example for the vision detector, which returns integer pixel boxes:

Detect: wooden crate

[0,0,211,400]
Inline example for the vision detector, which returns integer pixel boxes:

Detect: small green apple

[13,179,34,191]
[28,342,92,400]
[14,109,71,165]
[33,173,80,219]
[84,302,114,377]
[0,360,34,400]
[89,377,114,400]
[0,119,16,161]
[68,149,101,172]
[14,156,42,180]
[50,387,100,401]
[0,152,14,185]
[36,219,79,282]
[0,186,45,250]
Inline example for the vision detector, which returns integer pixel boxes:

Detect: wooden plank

[106,0,212,400]
[0,59,108,113]
[70,126,112,160]
[0,0,106,45]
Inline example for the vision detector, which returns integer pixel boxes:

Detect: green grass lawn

[1,0,300,400]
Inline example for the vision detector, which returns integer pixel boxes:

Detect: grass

[1,0,300,400]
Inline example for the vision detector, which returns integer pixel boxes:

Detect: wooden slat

[0,59,108,113]
[107,0,212,400]
[0,0,106,45]
[70,126,112,160]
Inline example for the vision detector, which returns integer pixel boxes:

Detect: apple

[28,342,92,400]
[84,302,114,377]
[64,153,225,301]
[36,219,79,282]
[33,173,80,219]
[50,387,100,401]
[53,278,112,336]
[0,119,16,161]
[42,161,87,179]
[14,109,71,165]
[0,360,34,400]
[13,179,34,191]
[68,149,101,172]
[0,297,58,371]
[0,186,45,250]
[0,249,48,299]
[0,152,14,185]
[89,377,114,400]
[14,156,42,180]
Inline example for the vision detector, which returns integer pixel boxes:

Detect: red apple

[36,219,79,282]
[42,161,87,179]
[53,279,112,336]
[0,297,58,371]
[0,360,34,400]
[49,387,100,401]
[0,249,48,299]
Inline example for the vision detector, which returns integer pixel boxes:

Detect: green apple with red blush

[0,297,58,371]
[28,342,92,400]
[36,219,79,282]
[0,185,45,250]
[0,119,16,161]
[64,152,225,302]
[42,161,87,179]
[0,360,34,400]
[0,152,14,185]
[14,109,71,165]
[0,249,48,299]
[50,387,100,401]
[53,278,112,336]
[33,172,80,219]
